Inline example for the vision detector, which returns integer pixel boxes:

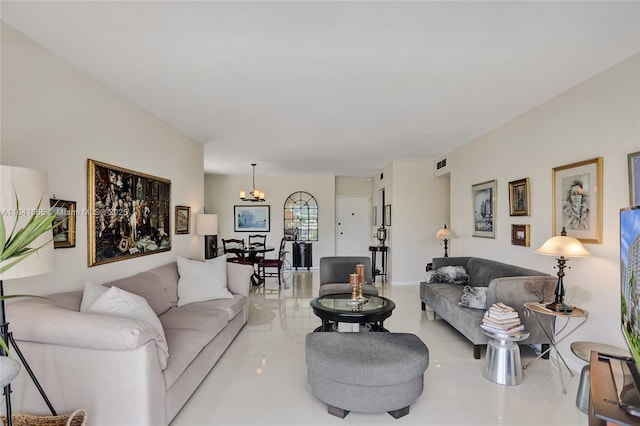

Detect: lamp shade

[435,225,454,240]
[0,165,55,280]
[196,214,218,236]
[535,234,590,258]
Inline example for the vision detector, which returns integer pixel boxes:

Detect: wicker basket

[1,409,87,426]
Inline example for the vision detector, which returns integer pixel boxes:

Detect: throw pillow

[80,281,109,312]
[425,265,469,284]
[458,285,488,309]
[84,286,169,369]
[176,255,233,307]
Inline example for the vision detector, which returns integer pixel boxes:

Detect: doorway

[336,196,371,257]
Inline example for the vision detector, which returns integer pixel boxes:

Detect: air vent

[436,158,447,170]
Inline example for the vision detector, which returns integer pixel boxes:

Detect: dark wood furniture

[248,234,267,262]
[368,245,388,283]
[292,242,312,269]
[258,237,286,286]
[310,294,395,332]
[222,238,248,263]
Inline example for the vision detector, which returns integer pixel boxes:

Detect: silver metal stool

[570,341,629,414]
[482,329,530,386]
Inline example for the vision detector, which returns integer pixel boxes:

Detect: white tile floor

[171,270,586,426]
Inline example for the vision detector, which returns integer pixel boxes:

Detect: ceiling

[2,1,639,177]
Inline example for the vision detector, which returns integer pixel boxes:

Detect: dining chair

[258,237,287,287]
[221,238,247,263]
[248,234,267,262]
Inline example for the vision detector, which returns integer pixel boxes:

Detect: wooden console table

[368,245,388,283]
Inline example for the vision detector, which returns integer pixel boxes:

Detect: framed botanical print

[50,198,76,248]
[511,224,530,247]
[472,180,496,238]
[552,157,602,243]
[629,151,640,206]
[234,205,270,232]
[87,159,171,266]
[508,178,530,216]
[175,205,190,234]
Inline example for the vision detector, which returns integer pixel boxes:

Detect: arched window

[283,191,318,241]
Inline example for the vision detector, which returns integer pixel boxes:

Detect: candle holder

[349,273,359,305]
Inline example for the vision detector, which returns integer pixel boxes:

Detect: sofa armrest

[486,275,557,308]
[226,262,253,297]
[6,299,160,351]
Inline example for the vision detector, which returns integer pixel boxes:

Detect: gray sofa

[420,257,557,359]
[6,260,254,425]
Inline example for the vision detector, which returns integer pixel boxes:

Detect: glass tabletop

[311,294,394,314]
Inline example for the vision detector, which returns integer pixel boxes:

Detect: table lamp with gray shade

[435,224,454,257]
[0,165,60,423]
[535,227,590,312]
[197,213,218,259]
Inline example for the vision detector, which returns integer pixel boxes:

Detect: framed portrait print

[373,206,377,226]
[384,204,391,227]
[629,151,640,206]
[552,157,602,243]
[50,198,76,248]
[234,205,270,232]
[508,178,530,216]
[87,159,172,267]
[511,224,530,247]
[175,205,190,234]
[472,180,496,238]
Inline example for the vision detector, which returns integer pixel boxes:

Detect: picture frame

[234,205,270,232]
[508,178,530,216]
[384,204,391,227]
[87,159,171,267]
[511,224,530,247]
[628,151,640,206]
[373,205,377,226]
[50,198,76,249]
[472,180,497,238]
[175,205,190,234]
[552,157,602,243]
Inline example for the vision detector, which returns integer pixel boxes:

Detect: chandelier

[239,163,266,202]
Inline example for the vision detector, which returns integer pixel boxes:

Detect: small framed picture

[472,180,497,238]
[373,206,377,226]
[629,151,640,206]
[384,204,391,227]
[552,157,602,243]
[50,198,76,249]
[511,224,530,247]
[234,205,270,232]
[508,178,530,216]
[175,205,190,234]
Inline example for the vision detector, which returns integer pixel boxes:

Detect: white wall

[1,23,204,295]
[204,173,335,267]
[447,53,640,370]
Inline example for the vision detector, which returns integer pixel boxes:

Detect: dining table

[227,244,275,285]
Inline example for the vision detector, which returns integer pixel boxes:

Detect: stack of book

[480,302,525,334]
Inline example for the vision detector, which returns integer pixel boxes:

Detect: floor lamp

[197,213,219,259]
[0,166,58,424]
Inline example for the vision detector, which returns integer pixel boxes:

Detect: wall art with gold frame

[552,157,602,244]
[87,159,171,266]
[50,198,76,249]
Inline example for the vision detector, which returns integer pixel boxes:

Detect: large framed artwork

[508,178,530,216]
[629,151,640,206]
[50,198,76,249]
[87,159,171,267]
[472,180,496,238]
[552,157,602,243]
[234,205,270,232]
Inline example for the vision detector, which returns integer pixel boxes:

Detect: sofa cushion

[84,286,169,369]
[425,266,469,284]
[146,262,181,306]
[177,256,233,306]
[192,294,247,322]
[466,257,546,287]
[458,285,487,309]
[104,271,173,316]
[160,304,229,388]
[80,282,108,312]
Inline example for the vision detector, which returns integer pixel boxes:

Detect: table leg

[371,251,378,282]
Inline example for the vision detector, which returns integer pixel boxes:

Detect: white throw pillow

[80,281,109,312]
[85,286,169,369]
[176,255,233,306]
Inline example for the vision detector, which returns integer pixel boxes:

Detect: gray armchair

[319,256,379,297]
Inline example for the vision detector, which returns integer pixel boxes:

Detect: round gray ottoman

[305,332,429,419]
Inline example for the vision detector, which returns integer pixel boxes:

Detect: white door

[336,197,371,257]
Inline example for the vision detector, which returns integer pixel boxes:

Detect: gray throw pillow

[458,285,487,309]
[425,265,469,284]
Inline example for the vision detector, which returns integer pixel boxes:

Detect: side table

[481,329,530,386]
[368,245,388,283]
[523,302,588,394]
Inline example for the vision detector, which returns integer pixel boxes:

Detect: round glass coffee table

[310,294,395,332]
